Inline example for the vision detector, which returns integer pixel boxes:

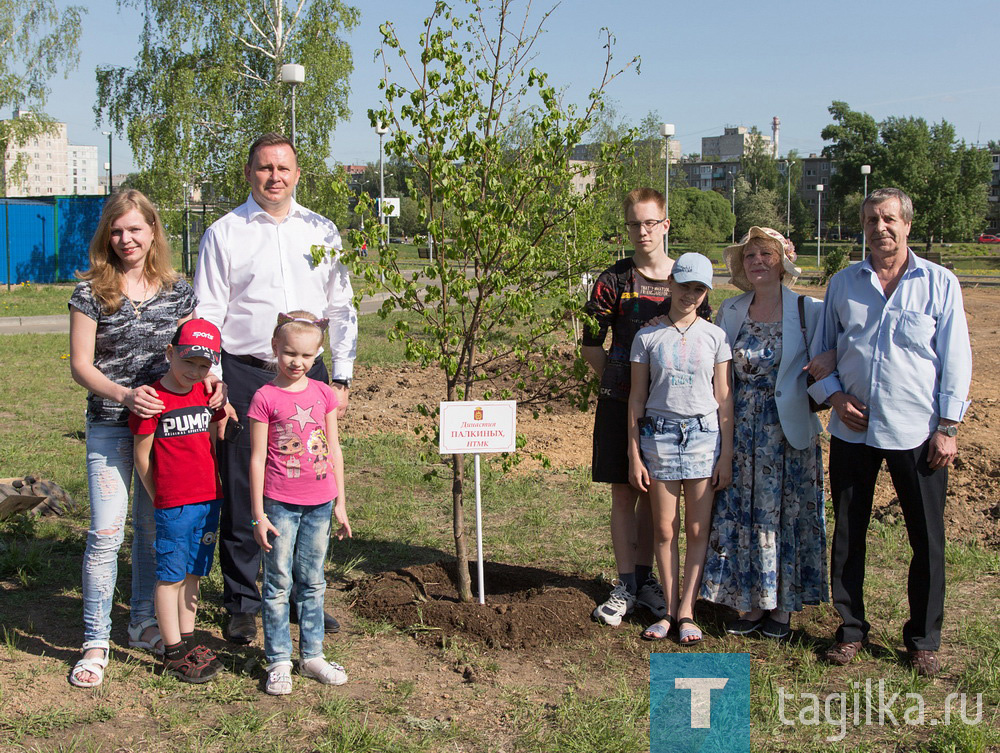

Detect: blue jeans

[261,499,332,664]
[82,421,157,643]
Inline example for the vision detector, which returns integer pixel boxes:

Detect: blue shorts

[638,413,720,481]
[154,500,222,582]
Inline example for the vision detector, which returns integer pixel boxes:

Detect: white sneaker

[592,580,636,627]
[636,577,668,619]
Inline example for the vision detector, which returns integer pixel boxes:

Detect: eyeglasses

[625,219,665,231]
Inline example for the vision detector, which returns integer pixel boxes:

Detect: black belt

[225,351,271,370]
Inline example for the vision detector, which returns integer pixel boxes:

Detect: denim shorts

[154,500,222,582]
[638,413,720,481]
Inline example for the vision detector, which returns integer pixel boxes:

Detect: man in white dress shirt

[194,132,357,643]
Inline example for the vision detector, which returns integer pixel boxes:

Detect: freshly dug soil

[349,560,608,649]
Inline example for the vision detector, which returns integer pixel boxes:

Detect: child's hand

[628,458,649,493]
[253,516,280,551]
[711,457,732,491]
[332,499,352,540]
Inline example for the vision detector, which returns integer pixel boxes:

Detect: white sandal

[127,617,164,656]
[265,661,293,695]
[69,640,109,688]
[300,657,348,686]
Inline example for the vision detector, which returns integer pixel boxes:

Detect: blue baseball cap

[671,252,714,289]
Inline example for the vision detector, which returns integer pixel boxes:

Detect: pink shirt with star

[247,378,340,506]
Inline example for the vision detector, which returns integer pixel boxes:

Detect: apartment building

[2,109,103,196]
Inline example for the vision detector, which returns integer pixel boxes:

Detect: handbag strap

[797,295,813,361]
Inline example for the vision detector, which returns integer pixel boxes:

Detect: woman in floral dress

[700,227,829,639]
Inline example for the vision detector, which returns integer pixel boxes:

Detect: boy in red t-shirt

[131,318,226,683]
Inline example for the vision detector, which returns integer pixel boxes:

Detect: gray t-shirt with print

[630,318,732,421]
[69,280,197,424]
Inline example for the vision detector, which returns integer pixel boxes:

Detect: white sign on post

[439,400,517,604]
[379,197,400,218]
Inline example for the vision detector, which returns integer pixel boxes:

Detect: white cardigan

[716,287,824,450]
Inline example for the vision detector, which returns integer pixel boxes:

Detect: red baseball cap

[171,318,222,365]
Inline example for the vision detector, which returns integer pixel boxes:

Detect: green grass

[0,281,77,317]
[2,318,999,752]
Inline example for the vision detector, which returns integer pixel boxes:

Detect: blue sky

[35,0,1000,175]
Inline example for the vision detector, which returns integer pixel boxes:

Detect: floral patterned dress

[700,317,828,612]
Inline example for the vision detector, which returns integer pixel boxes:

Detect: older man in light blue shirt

[810,187,971,677]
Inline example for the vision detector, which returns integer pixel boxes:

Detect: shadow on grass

[332,534,455,576]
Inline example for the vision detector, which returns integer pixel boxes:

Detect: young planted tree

[353,0,634,601]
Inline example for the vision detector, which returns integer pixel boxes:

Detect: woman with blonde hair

[700,227,829,640]
[67,190,222,687]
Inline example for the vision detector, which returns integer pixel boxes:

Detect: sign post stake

[438,400,517,605]
[474,453,485,605]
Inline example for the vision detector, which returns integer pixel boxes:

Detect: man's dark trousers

[218,350,329,615]
[829,436,947,651]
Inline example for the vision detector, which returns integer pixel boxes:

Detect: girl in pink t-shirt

[247,310,351,696]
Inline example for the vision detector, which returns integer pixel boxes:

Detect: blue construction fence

[0,196,106,284]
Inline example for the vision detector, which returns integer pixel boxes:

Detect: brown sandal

[824,639,868,666]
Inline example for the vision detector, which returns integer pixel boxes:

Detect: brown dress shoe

[824,639,867,666]
[907,650,940,677]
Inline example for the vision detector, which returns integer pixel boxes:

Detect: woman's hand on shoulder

[125,384,165,418]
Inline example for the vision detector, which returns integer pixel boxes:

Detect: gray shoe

[636,577,668,619]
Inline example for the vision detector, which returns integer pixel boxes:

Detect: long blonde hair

[76,190,178,313]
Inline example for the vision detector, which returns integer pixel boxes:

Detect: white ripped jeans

[81,421,157,643]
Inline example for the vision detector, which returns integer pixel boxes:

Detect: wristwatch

[331,378,352,388]
[936,424,958,437]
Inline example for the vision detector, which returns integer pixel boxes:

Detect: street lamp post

[101,131,112,193]
[816,183,824,269]
[280,63,305,199]
[182,182,190,274]
[103,162,110,195]
[375,122,389,248]
[861,164,871,259]
[279,64,306,147]
[729,170,736,243]
[660,123,674,256]
[783,159,795,236]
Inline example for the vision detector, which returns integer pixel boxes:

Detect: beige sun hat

[723,226,801,291]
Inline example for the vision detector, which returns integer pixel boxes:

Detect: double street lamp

[660,123,674,256]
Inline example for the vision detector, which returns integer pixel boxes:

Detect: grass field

[0,293,998,752]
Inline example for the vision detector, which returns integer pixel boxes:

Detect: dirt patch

[350,560,606,649]
[348,285,1000,546]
